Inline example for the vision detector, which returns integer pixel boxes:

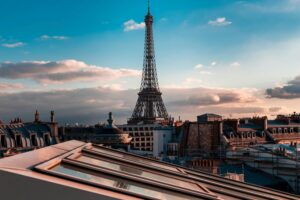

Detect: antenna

[148,0,150,14]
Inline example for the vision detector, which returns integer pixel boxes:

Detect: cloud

[40,35,68,40]
[208,17,232,26]
[123,19,145,32]
[183,78,202,87]
[0,60,141,84]
[236,0,300,13]
[269,107,282,113]
[0,83,23,90]
[194,64,212,75]
[2,42,25,48]
[230,61,241,68]
[0,87,134,124]
[194,64,203,70]
[211,61,217,66]
[0,86,263,124]
[167,87,258,108]
[266,75,300,99]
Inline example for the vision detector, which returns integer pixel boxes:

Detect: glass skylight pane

[50,164,200,200]
[86,147,179,172]
[75,155,201,192]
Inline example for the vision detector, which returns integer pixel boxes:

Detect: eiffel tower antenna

[128,0,169,125]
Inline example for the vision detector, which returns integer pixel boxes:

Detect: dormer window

[0,135,6,148]
[44,134,51,146]
[15,134,23,148]
[30,134,38,147]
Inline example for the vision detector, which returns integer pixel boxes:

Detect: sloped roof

[0,122,51,138]
[0,141,298,200]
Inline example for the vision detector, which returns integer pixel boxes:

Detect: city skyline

[1,0,300,124]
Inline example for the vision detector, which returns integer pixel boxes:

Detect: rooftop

[0,140,298,200]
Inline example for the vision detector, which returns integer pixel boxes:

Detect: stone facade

[180,120,222,157]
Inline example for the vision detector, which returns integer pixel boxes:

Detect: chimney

[34,110,40,123]
[263,116,268,130]
[107,112,114,128]
[50,111,55,123]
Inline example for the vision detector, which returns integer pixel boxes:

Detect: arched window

[44,134,51,146]
[30,134,37,146]
[15,134,22,147]
[0,135,6,148]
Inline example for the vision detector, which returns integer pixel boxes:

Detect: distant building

[118,123,159,153]
[267,113,300,144]
[152,126,174,157]
[222,117,268,148]
[197,113,222,123]
[149,112,300,159]
[0,110,59,157]
[61,112,132,150]
[222,113,300,148]
[179,113,223,158]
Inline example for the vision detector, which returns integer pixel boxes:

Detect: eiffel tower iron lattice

[128,1,168,124]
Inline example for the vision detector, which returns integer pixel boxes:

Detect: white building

[152,126,174,157]
[118,123,160,152]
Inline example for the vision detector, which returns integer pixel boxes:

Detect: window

[85,146,180,172]
[47,163,200,200]
[15,134,22,147]
[278,128,282,133]
[74,155,201,192]
[44,134,51,146]
[30,134,38,146]
[0,135,6,148]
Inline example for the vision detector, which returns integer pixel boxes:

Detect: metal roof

[0,140,299,200]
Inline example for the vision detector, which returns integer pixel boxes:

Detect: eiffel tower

[128,0,169,125]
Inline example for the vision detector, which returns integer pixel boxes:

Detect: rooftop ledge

[0,140,298,200]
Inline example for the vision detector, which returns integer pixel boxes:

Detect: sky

[1,0,300,125]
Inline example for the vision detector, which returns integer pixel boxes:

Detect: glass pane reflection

[76,155,201,192]
[51,164,200,200]
[86,147,179,172]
